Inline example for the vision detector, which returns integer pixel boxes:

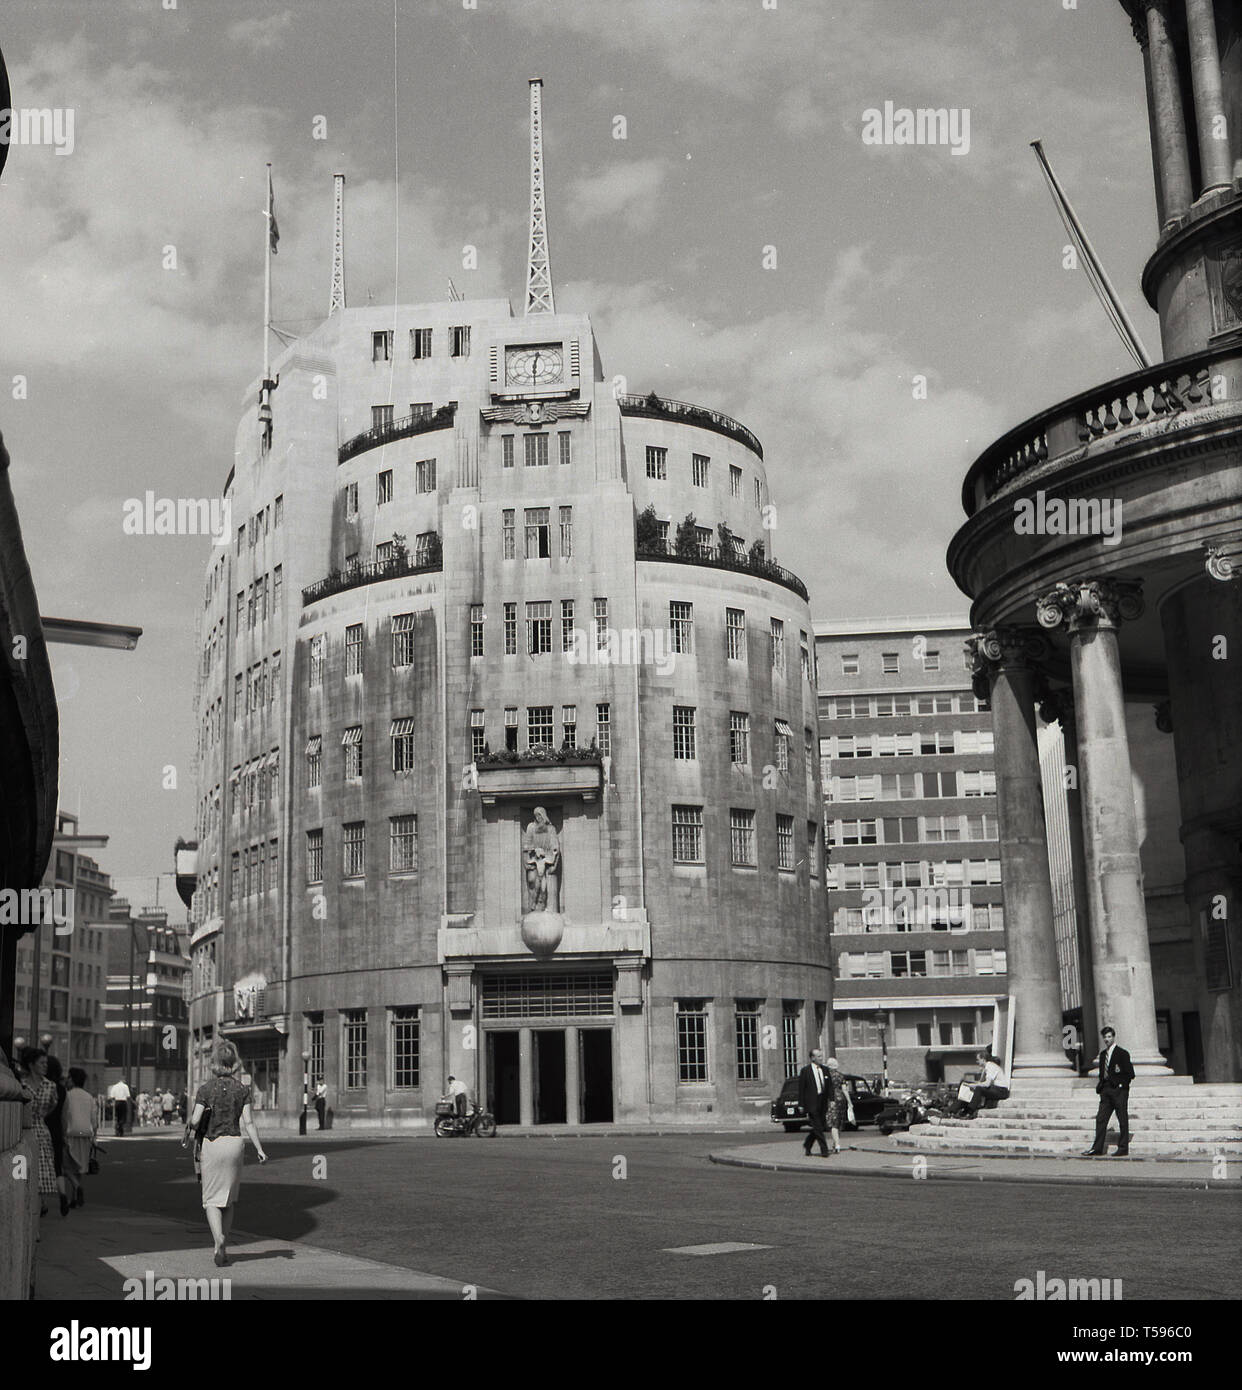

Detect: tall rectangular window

[692,453,709,487]
[770,618,785,673]
[731,809,756,866]
[561,599,575,653]
[415,458,435,494]
[501,435,514,469]
[527,706,554,749]
[882,651,900,674]
[562,704,577,749]
[410,401,432,421]
[344,1010,367,1089]
[410,328,431,359]
[372,331,392,362]
[377,469,394,504]
[782,1007,800,1079]
[345,624,364,677]
[273,565,282,610]
[469,604,485,657]
[646,446,667,480]
[777,814,795,870]
[526,601,553,655]
[450,325,471,357]
[391,1008,420,1088]
[268,838,278,890]
[754,477,761,508]
[729,464,742,498]
[389,814,417,872]
[735,1005,761,1081]
[470,709,485,761]
[559,505,573,558]
[343,821,365,877]
[305,735,322,789]
[391,612,414,667]
[524,432,549,468]
[274,495,283,527]
[343,726,363,780]
[504,706,519,752]
[596,703,611,756]
[800,632,811,681]
[676,1004,709,1082]
[230,851,240,900]
[502,508,515,559]
[524,507,551,558]
[390,718,415,773]
[593,597,609,650]
[372,404,394,430]
[729,711,751,766]
[306,829,323,884]
[670,601,694,654]
[558,431,571,466]
[503,602,517,655]
[673,706,697,760]
[307,1020,324,1089]
[841,653,859,676]
[726,608,746,661]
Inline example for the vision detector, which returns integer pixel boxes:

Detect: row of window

[231,568,283,637]
[471,703,612,758]
[226,494,284,563]
[832,902,1005,933]
[645,448,762,508]
[838,649,968,676]
[837,948,1007,979]
[342,459,432,517]
[501,432,572,469]
[371,326,471,362]
[229,750,281,815]
[826,771,997,802]
[227,654,282,724]
[670,806,820,873]
[834,1014,985,1050]
[675,1002,808,1085]
[229,839,280,900]
[826,859,1002,889]
[671,707,814,777]
[304,816,419,883]
[831,813,999,845]
[823,692,987,719]
[823,730,994,758]
[501,505,573,558]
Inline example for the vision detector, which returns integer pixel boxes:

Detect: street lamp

[873,1010,890,1093]
[299,1049,311,1135]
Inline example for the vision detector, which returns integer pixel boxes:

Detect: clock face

[505,344,564,387]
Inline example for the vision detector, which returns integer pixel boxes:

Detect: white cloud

[227,10,296,53]
[567,158,670,234]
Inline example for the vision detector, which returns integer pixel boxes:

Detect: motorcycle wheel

[434,1116,455,1138]
[475,1113,497,1138]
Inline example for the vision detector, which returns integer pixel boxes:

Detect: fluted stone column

[1036,579,1171,1073]
[967,628,1071,1077]
[1038,685,1099,1063]
[1147,0,1195,227]
[1185,0,1233,195]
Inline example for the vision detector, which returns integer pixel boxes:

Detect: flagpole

[264,162,272,387]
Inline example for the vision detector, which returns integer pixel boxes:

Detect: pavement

[708,1134,1242,1189]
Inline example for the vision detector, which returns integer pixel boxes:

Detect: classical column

[1036,579,1171,1073]
[1037,685,1098,1064]
[564,1026,580,1123]
[1185,0,1234,195]
[967,628,1071,1077]
[518,1027,534,1126]
[1147,0,1195,228]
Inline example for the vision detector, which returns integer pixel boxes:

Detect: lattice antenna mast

[329,172,346,317]
[524,78,555,315]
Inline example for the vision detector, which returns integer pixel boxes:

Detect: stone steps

[893,1133,1240,1158]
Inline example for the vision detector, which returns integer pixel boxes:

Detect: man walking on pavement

[798,1048,831,1158]
[1082,1026,1135,1157]
[108,1076,131,1137]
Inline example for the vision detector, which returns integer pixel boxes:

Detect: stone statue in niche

[522,806,561,914]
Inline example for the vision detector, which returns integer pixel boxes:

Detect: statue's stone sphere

[521,910,564,955]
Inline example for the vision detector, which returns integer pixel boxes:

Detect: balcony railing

[962,344,1241,515]
[636,538,809,602]
[617,392,763,458]
[302,549,442,606]
[475,745,604,769]
[338,403,457,464]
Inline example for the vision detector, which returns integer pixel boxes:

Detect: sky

[0,0,1159,900]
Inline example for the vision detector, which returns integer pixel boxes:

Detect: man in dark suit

[1081,1026,1135,1156]
[798,1048,831,1157]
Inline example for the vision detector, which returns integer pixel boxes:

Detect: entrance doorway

[579,1029,614,1123]
[487,1031,520,1124]
[1183,1012,1204,1082]
[533,1030,567,1124]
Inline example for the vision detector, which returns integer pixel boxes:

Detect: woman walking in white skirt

[184,1040,267,1266]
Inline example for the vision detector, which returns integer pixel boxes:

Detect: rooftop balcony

[338,402,457,464]
[636,537,809,603]
[617,391,763,459]
[960,343,1242,516]
[302,544,442,606]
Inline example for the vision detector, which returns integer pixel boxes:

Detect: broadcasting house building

[184,83,830,1128]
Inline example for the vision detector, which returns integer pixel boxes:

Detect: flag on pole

[267,168,280,255]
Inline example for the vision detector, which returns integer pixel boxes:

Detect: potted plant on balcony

[635,503,663,553]
[674,513,699,557]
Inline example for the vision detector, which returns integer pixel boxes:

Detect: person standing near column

[1082,1027,1135,1157]
[798,1048,831,1158]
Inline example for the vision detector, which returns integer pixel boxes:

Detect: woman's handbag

[88,1140,103,1175]
[193,1105,212,1144]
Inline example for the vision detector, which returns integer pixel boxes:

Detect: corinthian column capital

[1035,578,1144,633]
[965,625,1049,699]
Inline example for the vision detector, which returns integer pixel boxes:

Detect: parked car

[769,1074,888,1132]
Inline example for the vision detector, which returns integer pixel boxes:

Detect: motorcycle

[876,1089,936,1136]
[434,1100,497,1138]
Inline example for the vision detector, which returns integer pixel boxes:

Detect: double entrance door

[486,1027,613,1125]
